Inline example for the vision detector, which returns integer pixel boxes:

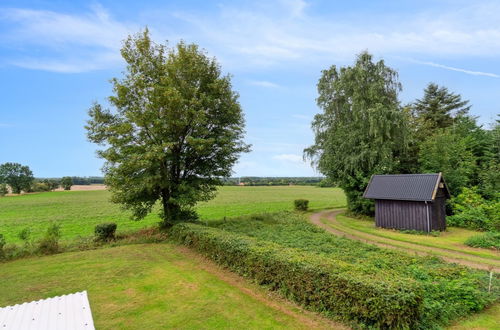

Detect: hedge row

[170,222,424,328]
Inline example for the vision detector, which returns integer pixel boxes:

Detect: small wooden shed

[363,173,450,232]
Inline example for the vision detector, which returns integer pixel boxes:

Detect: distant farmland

[0,186,346,243]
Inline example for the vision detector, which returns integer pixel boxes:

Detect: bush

[465,232,500,250]
[449,187,500,231]
[94,223,117,241]
[203,212,497,328]
[0,184,8,196]
[37,223,61,255]
[294,199,309,211]
[171,222,423,328]
[18,227,31,241]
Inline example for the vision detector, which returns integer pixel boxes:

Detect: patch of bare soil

[310,210,500,272]
[173,245,350,330]
[55,184,107,191]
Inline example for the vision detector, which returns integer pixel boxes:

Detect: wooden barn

[363,173,450,232]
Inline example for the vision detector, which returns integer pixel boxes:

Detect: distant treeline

[223,177,332,186]
[33,176,330,187]
[36,176,105,185]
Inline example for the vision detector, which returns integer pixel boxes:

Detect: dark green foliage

[465,232,500,250]
[94,223,117,241]
[18,228,31,242]
[37,223,61,255]
[180,212,496,328]
[293,199,309,211]
[317,177,335,187]
[412,83,470,132]
[0,184,7,196]
[61,176,73,190]
[43,179,59,191]
[449,187,500,231]
[30,179,60,192]
[305,52,409,215]
[86,29,249,227]
[0,162,34,194]
[419,130,476,196]
[171,222,423,328]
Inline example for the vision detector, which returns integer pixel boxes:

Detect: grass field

[0,243,339,329]
[0,186,345,244]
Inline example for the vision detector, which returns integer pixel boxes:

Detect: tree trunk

[160,189,180,228]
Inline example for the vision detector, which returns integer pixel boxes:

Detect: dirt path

[310,210,500,272]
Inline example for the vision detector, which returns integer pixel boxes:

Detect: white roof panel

[0,291,95,330]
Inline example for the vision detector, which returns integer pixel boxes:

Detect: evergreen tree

[413,83,470,133]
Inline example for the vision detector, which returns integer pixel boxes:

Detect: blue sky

[0,0,499,177]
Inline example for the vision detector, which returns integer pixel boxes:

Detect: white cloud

[167,1,500,70]
[0,4,137,72]
[248,80,280,88]
[409,59,500,78]
[3,2,500,73]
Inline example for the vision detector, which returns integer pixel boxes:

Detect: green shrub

[0,184,8,196]
[465,232,500,250]
[449,187,499,231]
[94,222,117,241]
[448,208,491,231]
[294,199,309,211]
[171,222,423,328]
[18,227,31,241]
[37,223,61,255]
[204,212,497,328]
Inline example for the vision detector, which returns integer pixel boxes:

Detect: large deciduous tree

[0,162,34,194]
[305,52,409,215]
[86,30,249,227]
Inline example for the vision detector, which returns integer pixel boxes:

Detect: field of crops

[0,186,345,243]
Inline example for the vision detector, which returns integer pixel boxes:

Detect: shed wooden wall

[375,200,432,232]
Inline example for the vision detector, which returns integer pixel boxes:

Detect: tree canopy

[61,177,73,191]
[305,52,409,214]
[86,30,249,227]
[0,162,34,194]
[413,83,470,132]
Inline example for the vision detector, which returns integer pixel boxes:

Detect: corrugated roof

[363,173,447,201]
[0,291,95,330]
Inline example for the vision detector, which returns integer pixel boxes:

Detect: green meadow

[0,186,346,243]
[0,243,339,329]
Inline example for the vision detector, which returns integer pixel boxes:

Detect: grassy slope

[0,186,345,243]
[0,244,337,330]
[334,214,499,262]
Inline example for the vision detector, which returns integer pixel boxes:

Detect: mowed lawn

[0,244,337,329]
[0,186,345,243]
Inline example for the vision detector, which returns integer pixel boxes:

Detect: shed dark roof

[363,173,450,202]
